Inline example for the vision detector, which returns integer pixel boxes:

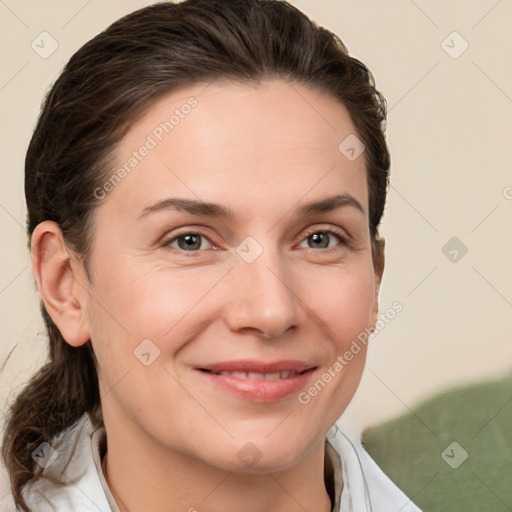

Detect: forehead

[101,79,368,223]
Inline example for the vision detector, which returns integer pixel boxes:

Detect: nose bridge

[227,235,302,338]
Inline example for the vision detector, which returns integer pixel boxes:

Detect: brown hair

[2,0,390,509]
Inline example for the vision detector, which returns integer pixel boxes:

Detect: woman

[1,1,422,511]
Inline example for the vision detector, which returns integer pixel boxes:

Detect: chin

[205,429,318,474]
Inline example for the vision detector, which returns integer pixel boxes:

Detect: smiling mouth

[196,361,316,402]
[199,369,306,380]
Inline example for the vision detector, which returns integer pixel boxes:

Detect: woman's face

[81,79,381,472]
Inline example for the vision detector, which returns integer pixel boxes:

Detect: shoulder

[21,414,112,512]
[326,423,422,512]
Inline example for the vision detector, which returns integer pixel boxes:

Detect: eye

[164,232,216,252]
[298,228,347,250]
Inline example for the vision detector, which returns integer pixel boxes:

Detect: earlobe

[31,221,91,347]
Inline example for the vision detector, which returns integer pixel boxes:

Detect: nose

[224,243,306,340]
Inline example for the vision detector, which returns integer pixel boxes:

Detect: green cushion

[362,373,512,511]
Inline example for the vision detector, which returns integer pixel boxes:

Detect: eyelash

[161,226,350,255]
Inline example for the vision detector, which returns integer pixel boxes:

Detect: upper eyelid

[300,225,350,241]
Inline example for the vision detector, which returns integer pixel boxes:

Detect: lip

[196,359,316,402]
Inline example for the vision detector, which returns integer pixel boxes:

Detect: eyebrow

[138,197,234,220]
[298,194,365,216]
[138,193,365,220]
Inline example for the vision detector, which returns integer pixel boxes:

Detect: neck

[101,420,333,512]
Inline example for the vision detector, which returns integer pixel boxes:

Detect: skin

[31,79,384,512]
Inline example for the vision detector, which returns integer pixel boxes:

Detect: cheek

[295,263,374,420]
[299,259,377,342]
[88,262,228,353]
[126,266,230,338]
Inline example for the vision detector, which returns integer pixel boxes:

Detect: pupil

[310,232,328,248]
[179,234,200,250]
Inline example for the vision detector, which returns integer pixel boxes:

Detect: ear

[369,237,385,328]
[31,221,91,347]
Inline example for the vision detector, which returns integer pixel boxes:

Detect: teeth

[213,370,299,380]
[248,372,265,380]
[218,371,246,379]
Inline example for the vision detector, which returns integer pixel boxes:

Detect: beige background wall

[1,0,511,438]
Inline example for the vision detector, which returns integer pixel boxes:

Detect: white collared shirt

[13,414,421,512]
